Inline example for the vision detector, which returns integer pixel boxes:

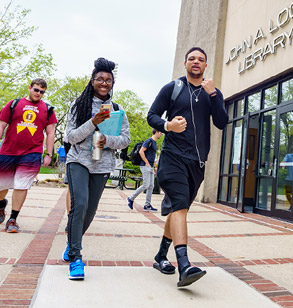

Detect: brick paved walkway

[0,186,293,307]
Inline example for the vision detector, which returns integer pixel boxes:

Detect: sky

[10,0,181,106]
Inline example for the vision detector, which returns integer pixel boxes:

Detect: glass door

[255,110,276,212]
[272,104,293,220]
[236,113,249,212]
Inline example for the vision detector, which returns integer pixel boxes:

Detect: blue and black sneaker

[126,197,133,210]
[69,259,85,280]
[63,242,70,262]
[144,205,157,212]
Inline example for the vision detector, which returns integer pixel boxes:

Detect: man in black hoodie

[147,47,228,287]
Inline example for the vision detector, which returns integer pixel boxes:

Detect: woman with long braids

[63,58,130,280]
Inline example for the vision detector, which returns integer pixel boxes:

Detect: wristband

[164,121,169,132]
[209,90,217,97]
[46,153,52,158]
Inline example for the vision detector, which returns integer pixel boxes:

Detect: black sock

[10,210,19,221]
[0,199,7,209]
[175,245,202,277]
[155,236,172,263]
[175,245,190,275]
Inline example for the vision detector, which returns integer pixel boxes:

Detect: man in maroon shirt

[0,78,57,233]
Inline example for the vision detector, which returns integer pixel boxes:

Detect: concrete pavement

[0,183,293,307]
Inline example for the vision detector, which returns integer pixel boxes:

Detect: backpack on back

[9,98,54,125]
[166,79,184,120]
[130,139,153,166]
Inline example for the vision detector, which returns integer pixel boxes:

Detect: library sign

[226,2,293,74]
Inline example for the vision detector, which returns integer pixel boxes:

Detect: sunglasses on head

[32,88,46,94]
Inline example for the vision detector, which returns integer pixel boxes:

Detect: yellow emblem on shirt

[16,110,38,136]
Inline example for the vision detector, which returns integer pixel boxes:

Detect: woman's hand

[91,111,110,126]
[97,135,106,149]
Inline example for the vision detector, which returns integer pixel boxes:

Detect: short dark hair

[31,78,47,89]
[152,128,158,135]
[185,47,207,62]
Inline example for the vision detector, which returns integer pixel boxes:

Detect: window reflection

[231,120,242,175]
[264,85,277,109]
[248,92,261,112]
[219,176,228,201]
[236,99,244,117]
[276,110,293,211]
[259,111,275,176]
[257,178,272,210]
[222,123,232,174]
[227,104,234,120]
[281,78,293,103]
[228,176,238,202]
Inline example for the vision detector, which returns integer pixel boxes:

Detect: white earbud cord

[188,83,206,169]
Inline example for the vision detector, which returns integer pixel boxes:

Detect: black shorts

[157,151,205,216]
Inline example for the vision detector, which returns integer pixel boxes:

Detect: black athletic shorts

[157,150,205,216]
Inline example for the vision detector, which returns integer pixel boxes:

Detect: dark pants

[66,162,109,261]
[157,151,205,216]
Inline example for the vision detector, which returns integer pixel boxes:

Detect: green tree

[46,76,89,144]
[113,90,163,173]
[0,1,55,107]
[113,90,162,149]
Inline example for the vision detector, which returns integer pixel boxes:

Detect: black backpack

[9,98,54,124]
[130,139,153,166]
[120,146,129,161]
[64,142,71,154]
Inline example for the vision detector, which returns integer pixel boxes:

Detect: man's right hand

[167,116,187,133]
[91,111,110,126]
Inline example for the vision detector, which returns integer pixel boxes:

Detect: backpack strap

[149,138,153,148]
[9,98,21,124]
[45,103,54,125]
[112,102,119,111]
[166,79,184,120]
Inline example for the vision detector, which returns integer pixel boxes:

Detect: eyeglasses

[93,78,113,85]
[32,88,46,94]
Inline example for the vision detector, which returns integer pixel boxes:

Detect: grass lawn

[39,166,58,174]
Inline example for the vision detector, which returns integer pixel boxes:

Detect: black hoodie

[147,76,228,162]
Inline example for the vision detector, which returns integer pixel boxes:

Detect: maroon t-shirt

[0,98,58,155]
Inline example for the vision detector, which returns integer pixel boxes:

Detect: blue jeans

[130,165,154,206]
[58,157,66,175]
[66,162,109,262]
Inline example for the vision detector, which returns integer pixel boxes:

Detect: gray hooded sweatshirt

[66,96,130,173]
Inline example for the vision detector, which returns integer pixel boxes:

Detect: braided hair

[72,57,116,127]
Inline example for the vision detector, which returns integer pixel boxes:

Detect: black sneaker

[0,199,8,224]
[126,197,133,210]
[144,205,157,212]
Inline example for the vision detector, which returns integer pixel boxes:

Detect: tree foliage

[113,90,162,150]
[0,1,55,107]
[45,76,90,144]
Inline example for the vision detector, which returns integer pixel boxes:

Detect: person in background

[56,144,67,178]
[147,47,228,287]
[0,78,57,233]
[126,129,162,211]
[63,58,130,280]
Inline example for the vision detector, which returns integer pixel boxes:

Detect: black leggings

[66,162,109,262]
